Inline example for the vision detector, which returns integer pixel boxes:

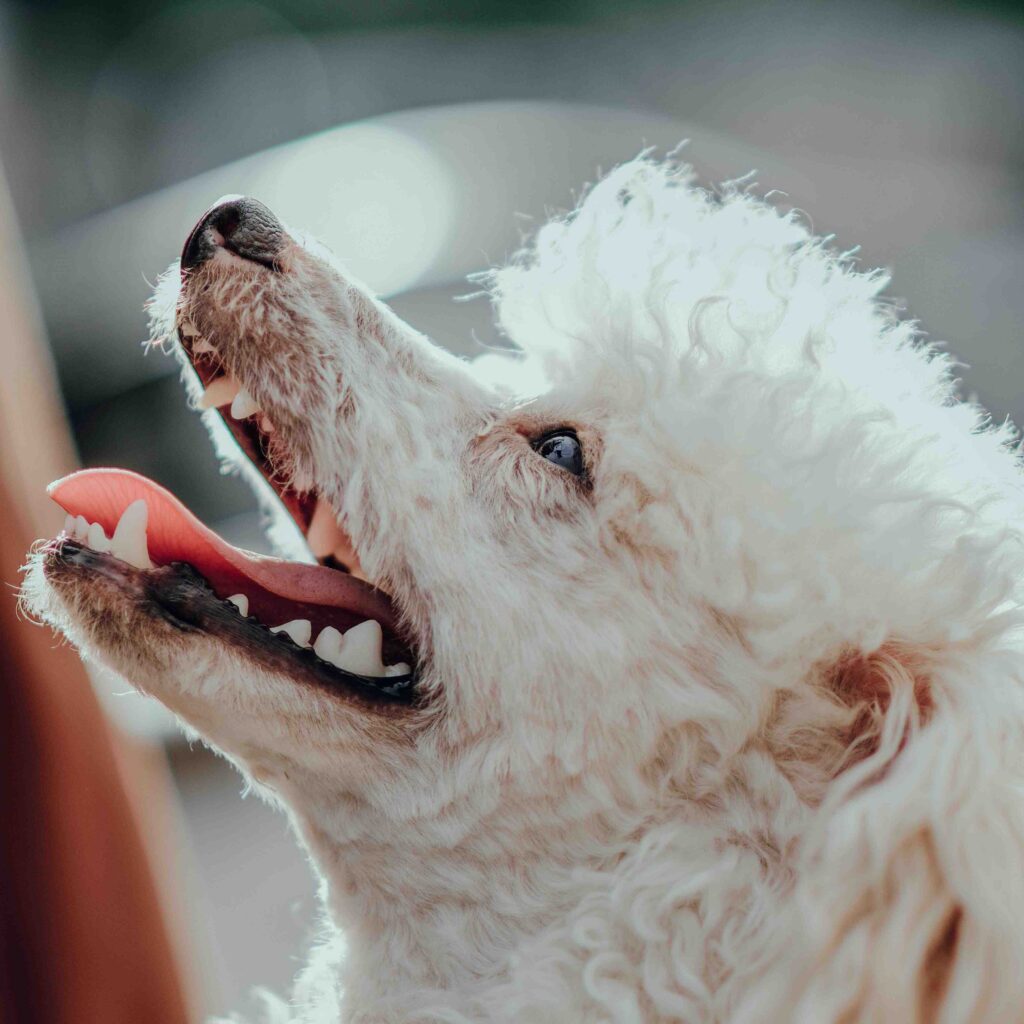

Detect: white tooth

[335,619,385,676]
[197,375,241,410]
[63,514,75,536]
[307,499,345,559]
[313,626,343,663]
[259,415,275,434]
[193,337,216,354]
[180,321,198,338]
[88,521,111,552]
[384,662,412,677]
[227,593,249,616]
[111,499,154,569]
[271,619,312,647]
[230,387,261,419]
[74,515,89,541]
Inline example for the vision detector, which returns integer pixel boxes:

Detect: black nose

[180,195,284,271]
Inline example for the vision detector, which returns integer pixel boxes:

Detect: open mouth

[43,198,416,702]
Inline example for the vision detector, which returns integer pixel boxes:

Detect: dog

[22,157,1024,1023]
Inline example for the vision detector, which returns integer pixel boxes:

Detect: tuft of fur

[26,155,1024,1022]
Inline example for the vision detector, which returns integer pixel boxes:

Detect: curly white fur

[26,155,1024,1023]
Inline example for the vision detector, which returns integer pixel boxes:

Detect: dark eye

[533,430,584,476]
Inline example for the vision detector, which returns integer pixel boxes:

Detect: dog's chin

[24,544,411,772]
[21,547,423,785]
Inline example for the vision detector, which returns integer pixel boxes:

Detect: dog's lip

[47,468,404,638]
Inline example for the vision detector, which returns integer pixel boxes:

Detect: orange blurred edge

[0,160,196,1022]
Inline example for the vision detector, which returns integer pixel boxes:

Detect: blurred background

[1,0,1022,1019]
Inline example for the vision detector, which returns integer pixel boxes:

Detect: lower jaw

[43,538,417,706]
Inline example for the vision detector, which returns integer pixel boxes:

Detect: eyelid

[530,427,580,449]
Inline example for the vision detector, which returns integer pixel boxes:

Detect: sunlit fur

[25,156,1024,1022]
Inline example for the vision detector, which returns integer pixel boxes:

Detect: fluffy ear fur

[740,640,1024,1023]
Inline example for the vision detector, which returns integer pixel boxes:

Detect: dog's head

[24,160,1024,1020]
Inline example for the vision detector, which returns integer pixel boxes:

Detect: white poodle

[23,157,1024,1023]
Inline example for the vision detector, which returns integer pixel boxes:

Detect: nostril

[180,196,284,273]
[209,203,242,246]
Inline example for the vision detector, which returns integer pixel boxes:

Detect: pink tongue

[49,469,398,632]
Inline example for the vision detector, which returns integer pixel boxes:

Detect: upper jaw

[163,201,487,681]
[144,192,504,709]
[172,249,377,586]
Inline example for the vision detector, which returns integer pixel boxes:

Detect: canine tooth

[111,499,154,569]
[271,619,312,647]
[335,619,385,676]
[88,522,112,552]
[180,321,198,338]
[197,375,241,410]
[260,415,275,434]
[63,514,75,536]
[384,662,411,677]
[192,337,216,354]
[313,626,343,663]
[74,515,89,540]
[230,387,261,419]
[227,593,249,616]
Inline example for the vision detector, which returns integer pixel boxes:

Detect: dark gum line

[48,538,416,704]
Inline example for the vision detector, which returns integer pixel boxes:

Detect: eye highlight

[532,429,584,477]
